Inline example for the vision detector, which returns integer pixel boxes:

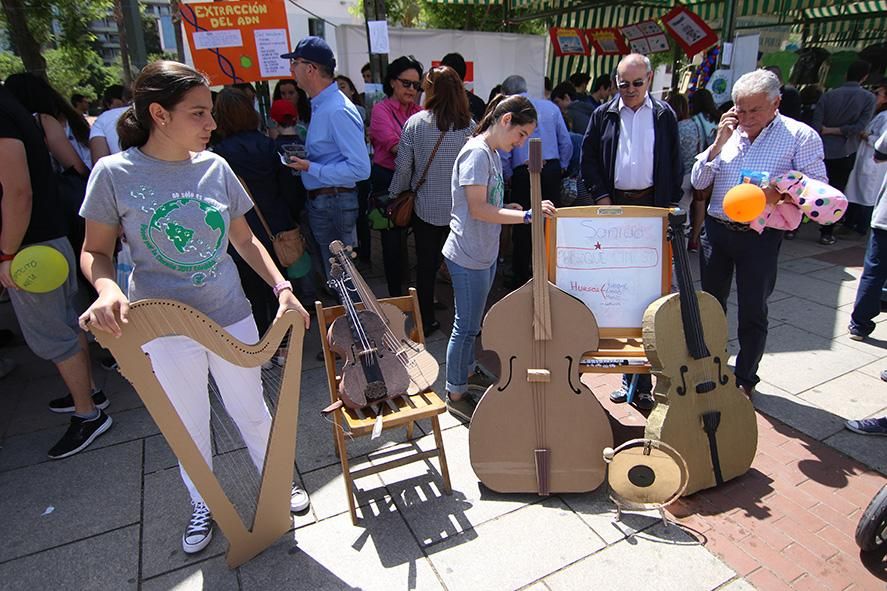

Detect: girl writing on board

[441,94,556,422]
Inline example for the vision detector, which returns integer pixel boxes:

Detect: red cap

[270,99,298,126]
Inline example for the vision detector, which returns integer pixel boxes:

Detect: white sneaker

[182,500,214,554]
[290,485,310,513]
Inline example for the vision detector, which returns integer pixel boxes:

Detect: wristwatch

[273,280,293,297]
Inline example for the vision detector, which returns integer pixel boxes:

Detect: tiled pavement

[0,221,885,590]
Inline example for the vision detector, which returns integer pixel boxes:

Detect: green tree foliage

[0,46,120,101]
[0,0,113,50]
[352,0,546,35]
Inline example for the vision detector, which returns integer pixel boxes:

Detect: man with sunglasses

[280,36,371,280]
[580,53,682,410]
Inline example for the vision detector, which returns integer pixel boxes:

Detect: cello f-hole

[497,356,517,391]
[676,365,689,396]
[565,356,582,394]
[715,357,730,385]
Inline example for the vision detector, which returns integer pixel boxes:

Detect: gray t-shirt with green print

[442,136,505,270]
[80,148,253,326]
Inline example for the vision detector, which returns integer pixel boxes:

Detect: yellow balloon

[10,245,69,293]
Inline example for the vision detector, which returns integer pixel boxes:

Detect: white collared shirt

[614,95,655,190]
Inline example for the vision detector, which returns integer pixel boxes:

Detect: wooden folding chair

[315,287,451,525]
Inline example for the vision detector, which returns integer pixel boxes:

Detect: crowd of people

[1,34,886,555]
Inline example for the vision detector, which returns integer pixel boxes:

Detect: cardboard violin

[643,212,757,495]
[329,240,439,395]
[326,263,410,409]
[469,139,613,495]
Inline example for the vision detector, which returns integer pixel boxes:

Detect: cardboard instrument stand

[89,300,305,568]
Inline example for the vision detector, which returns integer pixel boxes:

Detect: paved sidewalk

[0,222,884,590]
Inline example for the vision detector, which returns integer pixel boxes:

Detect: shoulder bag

[236,176,305,268]
[385,129,447,227]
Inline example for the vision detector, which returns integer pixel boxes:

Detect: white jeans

[142,316,272,503]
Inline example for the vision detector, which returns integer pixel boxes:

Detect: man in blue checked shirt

[499,74,573,289]
[281,36,371,280]
[691,69,827,398]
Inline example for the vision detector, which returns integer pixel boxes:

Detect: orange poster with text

[181,0,291,85]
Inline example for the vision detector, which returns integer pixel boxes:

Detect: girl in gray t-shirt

[441,95,556,422]
[77,62,311,556]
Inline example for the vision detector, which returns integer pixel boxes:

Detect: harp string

[144,307,292,525]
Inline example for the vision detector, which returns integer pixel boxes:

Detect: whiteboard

[553,212,666,330]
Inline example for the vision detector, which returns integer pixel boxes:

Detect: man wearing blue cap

[281,36,371,279]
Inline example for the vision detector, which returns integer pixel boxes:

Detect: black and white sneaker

[48,390,109,414]
[182,501,214,554]
[47,410,113,459]
[290,484,310,513]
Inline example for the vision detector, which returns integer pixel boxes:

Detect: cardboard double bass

[469,139,613,494]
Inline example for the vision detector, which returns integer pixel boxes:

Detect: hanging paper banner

[181,0,291,85]
[549,27,589,57]
[585,28,629,56]
[621,20,669,55]
[661,5,719,58]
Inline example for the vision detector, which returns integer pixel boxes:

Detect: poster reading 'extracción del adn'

[181,0,291,86]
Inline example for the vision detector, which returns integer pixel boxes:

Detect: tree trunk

[113,0,133,86]
[0,0,48,77]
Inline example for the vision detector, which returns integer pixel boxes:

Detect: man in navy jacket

[580,53,681,410]
[581,54,682,210]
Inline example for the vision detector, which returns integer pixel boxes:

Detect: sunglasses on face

[616,79,647,90]
[396,78,422,91]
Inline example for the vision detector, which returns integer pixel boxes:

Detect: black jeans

[371,164,406,297]
[509,159,563,284]
[821,154,856,237]
[412,214,449,329]
[700,216,783,389]
[234,257,277,337]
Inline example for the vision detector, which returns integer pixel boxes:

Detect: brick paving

[586,369,886,591]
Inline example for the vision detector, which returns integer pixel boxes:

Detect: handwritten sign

[181,0,290,85]
[554,212,666,329]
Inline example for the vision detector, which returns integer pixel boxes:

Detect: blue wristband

[523,210,532,224]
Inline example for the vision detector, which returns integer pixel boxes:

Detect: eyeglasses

[290,58,314,69]
[396,78,423,91]
[616,79,647,90]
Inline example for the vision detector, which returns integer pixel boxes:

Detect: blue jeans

[305,191,359,280]
[445,258,496,394]
[850,228,887,337]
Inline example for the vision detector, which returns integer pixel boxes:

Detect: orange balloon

[723,184,766,223]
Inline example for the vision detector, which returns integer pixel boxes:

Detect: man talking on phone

[691,69,826,398]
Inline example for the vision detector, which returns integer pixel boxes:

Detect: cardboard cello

[643,212,757,495]
[469,139,613,494]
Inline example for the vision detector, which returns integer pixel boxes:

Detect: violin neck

[332,242,386,322]
[668,213,710,360]
[528,138,552,342]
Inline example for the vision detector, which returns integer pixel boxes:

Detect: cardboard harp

[88,299,304,568]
